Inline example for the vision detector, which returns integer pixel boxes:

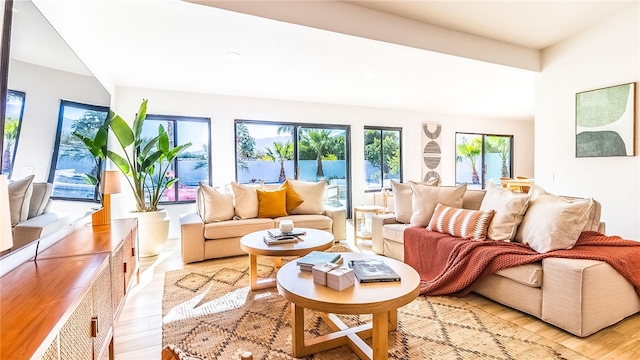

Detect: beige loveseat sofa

[372,182,640,337]
[180,179,346,263]
[8,175,71,251]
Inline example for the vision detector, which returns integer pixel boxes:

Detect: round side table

[353,205,383,245]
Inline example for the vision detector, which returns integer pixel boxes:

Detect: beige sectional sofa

[180,179,346,263]
[372,181,640,337]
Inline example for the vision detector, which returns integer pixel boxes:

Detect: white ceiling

[27,0,637,120]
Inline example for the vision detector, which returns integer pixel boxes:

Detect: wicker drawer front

[111,244,126,316]
[41,335,59,360]
[92,263,113,358]
[60,291,92,360]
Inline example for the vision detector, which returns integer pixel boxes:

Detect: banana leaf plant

[74,99,192,212]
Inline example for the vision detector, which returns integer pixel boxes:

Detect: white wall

[112,86,534,237]
[535,5,640,239]
[8,60,111,221]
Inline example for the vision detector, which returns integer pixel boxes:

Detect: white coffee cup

[279,220,294,233]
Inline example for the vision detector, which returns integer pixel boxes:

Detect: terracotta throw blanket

[403,228,640,297]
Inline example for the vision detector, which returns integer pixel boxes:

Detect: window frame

[144,113,212,204]
[234,119,352,217]
[2,89,26,177]
[48,100,110,202]
[364,126,403,193]
[454,132,514,189]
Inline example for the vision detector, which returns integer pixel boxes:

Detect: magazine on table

[348,259,401,283]
[267,228,306,239]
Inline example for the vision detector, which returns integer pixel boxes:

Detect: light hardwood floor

[113,224,640,359]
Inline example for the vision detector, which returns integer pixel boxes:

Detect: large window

[235,120,350,212]
[48,100,109,200]
[364,127,402,191]
[2,90,26,176]
[455,132,513,189]
[144,114,211,203]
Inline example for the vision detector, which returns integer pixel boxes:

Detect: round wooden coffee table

[276,252,420,360]
[240,228,334,291]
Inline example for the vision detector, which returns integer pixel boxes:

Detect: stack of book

[263,228,306,245]
[296,251,342,271]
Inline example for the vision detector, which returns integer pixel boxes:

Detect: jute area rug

[163,247,588,360]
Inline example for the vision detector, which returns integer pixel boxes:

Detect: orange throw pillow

[281,180,304,214]
[257,188,288,218]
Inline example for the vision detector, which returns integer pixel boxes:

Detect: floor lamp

[1,175,13,251]
[92,170,121,228]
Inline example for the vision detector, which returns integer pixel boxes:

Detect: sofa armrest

[180,213,205,263]
[541,257,640,337]
[372,214,400,254]
[323,208,346,241]
[13,213,72,249]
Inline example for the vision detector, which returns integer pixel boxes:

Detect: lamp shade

[0,175,14,252]
[100,170,121,194]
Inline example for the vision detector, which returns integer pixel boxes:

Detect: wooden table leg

[372,311,389,360]
[249,253,258,290]
[249,254,278,290]
[291,303,305,357]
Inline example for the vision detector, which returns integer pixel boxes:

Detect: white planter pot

[132,209,170,257]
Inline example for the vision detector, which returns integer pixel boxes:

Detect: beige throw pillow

[8,175,35,226]
[199,183,235,223]
[391,178,439,224]
[515,184,594,253]
[230,182,261,219]
[28,182,53,219]
[287,179,325,215]
[410,182,466,227]
[479,183,530,241]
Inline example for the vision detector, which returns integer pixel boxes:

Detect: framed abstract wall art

[421,122,442,181]
[576,82,636,157]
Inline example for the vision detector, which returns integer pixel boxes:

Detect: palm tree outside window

[455,132,513,189]
[2,90,25,176]
[234,119,351,216]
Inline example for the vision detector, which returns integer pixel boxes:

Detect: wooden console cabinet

[0,218,139,360]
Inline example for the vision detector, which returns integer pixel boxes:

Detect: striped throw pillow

[427,203,495,240]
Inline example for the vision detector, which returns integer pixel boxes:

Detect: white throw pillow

[515,184,594,253]
[410,182,466,227]
[230,182,261,219]
[8,175,35,226]
[479,183,530,241]
[391,178,439,224]
[286,179,325,215]
[199,183,235,223]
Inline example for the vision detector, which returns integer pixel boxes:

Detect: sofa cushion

[8,175,35,226]
[27,182,53,219]
[199,183,235,223]
[203,218,274,239]
[280,180,304,213]
[391,178,439,224]
[231,182,261,219]
[382,223,411,244]
[287,179,325,215]
[257,188,288,218]
[427,203,494,240]
[275,214,333,232]
[410,183,466,227]
[515,184,594,253]
[494,262,542,288]
[479,183,530,241]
